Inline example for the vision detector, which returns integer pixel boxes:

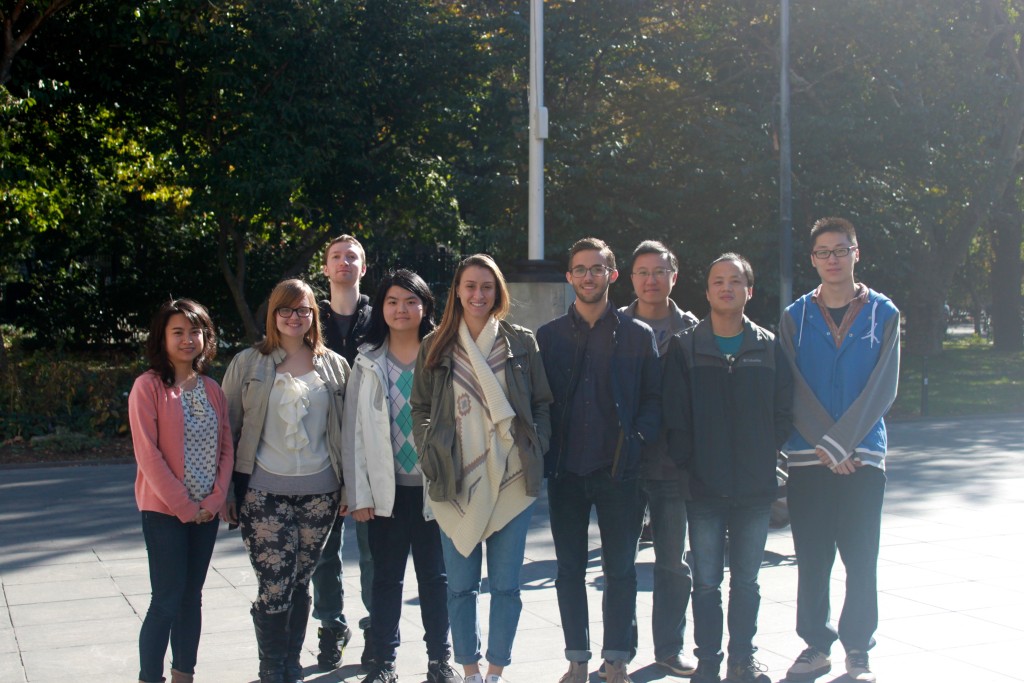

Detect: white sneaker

[464,673,484,683]
[845,650,876,682]
[786,647,831,681]
[486,675,504,683]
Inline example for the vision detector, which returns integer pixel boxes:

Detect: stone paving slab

[2,416,1023,682]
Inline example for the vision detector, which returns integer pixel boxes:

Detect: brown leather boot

[170,670,194,683]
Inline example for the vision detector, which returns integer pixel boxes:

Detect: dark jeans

[138,511,219,682]
[643,478,692,661]
[548,472,645,662]
[687,498,771,667]
[311,513,374,631]
[367,486,450,663]
[788,465,885,653]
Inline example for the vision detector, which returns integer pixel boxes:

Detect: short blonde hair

[257,279,327,356]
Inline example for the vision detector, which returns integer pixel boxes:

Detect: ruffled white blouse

[253,370,332,476]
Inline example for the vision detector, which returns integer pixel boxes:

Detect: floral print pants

[239,488,340,614]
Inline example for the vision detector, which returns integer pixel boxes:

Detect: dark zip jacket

[663,316,794,501]
[537,304,661,480]
[319,294,372,367]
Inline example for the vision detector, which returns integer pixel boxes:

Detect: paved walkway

[2,416,1023,683]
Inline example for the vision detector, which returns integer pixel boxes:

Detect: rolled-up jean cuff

[454,652,482,666]
[358,616,372,631]
[565,648,591,662]
[602,649,631,663]
[485,650,513,668]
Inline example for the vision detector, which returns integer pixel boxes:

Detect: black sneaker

[361,661,398,683]
[786,647,831,681]
[359,627,376,674]
[725,655,768,683]
[427,658,463,683]
[316,624,352,671]
[691,660,721,683]
[845,650,876,683]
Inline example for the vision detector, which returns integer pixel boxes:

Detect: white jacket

[341,342,433,520]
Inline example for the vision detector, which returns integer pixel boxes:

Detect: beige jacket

[222,346,350,485]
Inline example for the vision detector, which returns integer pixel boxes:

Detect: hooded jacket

[779,285,900,469]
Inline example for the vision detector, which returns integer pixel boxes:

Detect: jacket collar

[692,315,768,357]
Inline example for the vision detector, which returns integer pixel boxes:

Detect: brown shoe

[170,670,194,683]
[558,661,588,683]
[603,660,632,683]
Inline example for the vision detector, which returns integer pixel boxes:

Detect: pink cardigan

[129,371,234,522]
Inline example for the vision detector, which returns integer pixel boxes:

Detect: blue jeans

[367,486,450,663]
[439,502,535,667]
[687,498,770,667]
[788,465,885,653]
[138,511,219,682]
[311,513,374,630]
[548,472,645,662]
[644,478,692,661]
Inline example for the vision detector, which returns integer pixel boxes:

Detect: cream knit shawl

[430,317,534,556]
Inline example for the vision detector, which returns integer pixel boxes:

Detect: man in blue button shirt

[537,237,661,683]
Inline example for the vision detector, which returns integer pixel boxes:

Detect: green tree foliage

[1,0,1022,355]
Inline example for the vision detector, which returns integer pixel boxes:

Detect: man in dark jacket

[312,234,375,672]
[619,240,699,677]
[663,253,793,683]
[537,237,661,683]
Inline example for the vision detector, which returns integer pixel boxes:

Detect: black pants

[788,465,885,653]
[367,485,450,663]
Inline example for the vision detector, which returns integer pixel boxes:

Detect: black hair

[364,269,437,349]
[145,298,218,387]
[706,252,755,288]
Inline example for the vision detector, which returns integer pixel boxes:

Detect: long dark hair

[424,254,510,369]
[145,298,218,387]
[364,269,436,350]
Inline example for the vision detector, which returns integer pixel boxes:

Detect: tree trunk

[990,182,1023,352]
[217,217,261,343]
[904,271,948,357]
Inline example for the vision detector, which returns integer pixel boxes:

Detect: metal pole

[528,0,548,260]
[778,0,793,317]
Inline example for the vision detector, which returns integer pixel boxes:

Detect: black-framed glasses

[276,306,313,318]
[631,268,675,280]
[812,246,857,260]
[570,265,612,278]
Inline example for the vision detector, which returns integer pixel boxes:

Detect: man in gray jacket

[619,240,698,677]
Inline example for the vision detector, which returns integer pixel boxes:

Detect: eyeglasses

[276,306,313,318]
[812,246,857,260]
[631,268,675,280]
[569,265,613,278]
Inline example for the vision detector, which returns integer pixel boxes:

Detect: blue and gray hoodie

[778,284,900,470]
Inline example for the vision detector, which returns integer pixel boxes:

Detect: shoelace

[848,652,870,668]
[736,657,768,673]
[795,647,823,664]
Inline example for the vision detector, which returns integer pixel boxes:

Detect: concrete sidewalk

[2,416,1023,683]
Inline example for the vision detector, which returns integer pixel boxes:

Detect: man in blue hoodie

[779,217,900,683]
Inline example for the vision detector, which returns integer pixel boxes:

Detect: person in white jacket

[341,269,459,683]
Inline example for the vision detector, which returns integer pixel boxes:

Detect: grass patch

[891,336,1024,418]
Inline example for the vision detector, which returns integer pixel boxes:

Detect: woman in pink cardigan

[128,299,234,683]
